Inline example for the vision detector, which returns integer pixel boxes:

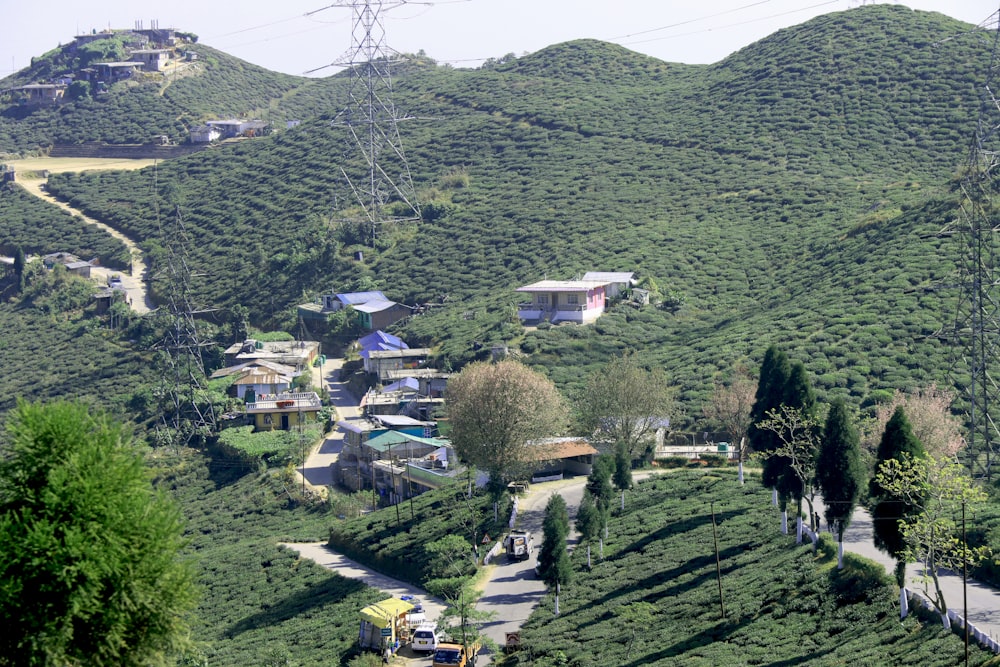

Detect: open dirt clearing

[6,157,157,174]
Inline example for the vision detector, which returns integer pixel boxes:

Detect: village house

[353,299,412,330]
[11,84,66,106]
[205,119,268,139]
[358,330,407,355]
[526,437,600,481]
[334,414,456,499]
[129,48,172,71]
[92,61,143,82]
[516,278,614,324]
[581,271,636,299]
[244,391,322,432]
[210,360,297,401]
[362,347,431,380]
[223,338,320,372]
[189,124,221,143]
[42,252,94,278]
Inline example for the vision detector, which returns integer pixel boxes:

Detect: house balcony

[246,392,322,412]
[517,303,592,324]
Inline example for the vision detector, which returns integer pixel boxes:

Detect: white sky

[2,1,998,78]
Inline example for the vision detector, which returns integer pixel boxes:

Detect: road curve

[10,159,154,313]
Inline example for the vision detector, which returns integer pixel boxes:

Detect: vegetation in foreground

[506,470,996,667]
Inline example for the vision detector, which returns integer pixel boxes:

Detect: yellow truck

[431,641,480,667]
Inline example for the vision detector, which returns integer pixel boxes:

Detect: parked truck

[504,529,533,561]
[432,641,480,667]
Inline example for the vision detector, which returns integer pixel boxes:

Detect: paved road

[282,542,445,666]
[300,357,363,490]
[812,497,1000,638]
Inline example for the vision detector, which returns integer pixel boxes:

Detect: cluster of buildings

[6,26,190,107]
[4,25,268,147]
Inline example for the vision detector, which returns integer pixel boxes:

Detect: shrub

[657,456,690,468]
[699,453,728,467]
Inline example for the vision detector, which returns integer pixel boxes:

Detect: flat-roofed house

[516,278,613,324]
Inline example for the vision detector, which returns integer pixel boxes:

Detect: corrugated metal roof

[582,271,634,283]
[336,291,386,305]
[516,280,610,292]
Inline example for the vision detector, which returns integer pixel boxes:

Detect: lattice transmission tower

[324,0,421,247]
[944,10,1000,480]
[153,205,218,448]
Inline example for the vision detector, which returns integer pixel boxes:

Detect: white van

[411,623,439,652]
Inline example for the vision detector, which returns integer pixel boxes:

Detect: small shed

[358,597,414,649]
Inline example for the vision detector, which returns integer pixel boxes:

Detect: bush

[699,453,729,467]
[657,456,690,468]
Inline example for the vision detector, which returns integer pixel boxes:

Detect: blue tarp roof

[336,291,387,306]
[382,377,419,393]
[358,330,407,354]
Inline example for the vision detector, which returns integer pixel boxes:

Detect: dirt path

[8,157,155,313]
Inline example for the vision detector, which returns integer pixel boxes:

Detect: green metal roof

[365,431,449,453]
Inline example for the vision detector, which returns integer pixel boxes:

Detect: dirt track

[6,157,157,174]
[8,157,155,313]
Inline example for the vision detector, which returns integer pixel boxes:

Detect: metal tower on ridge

[945,10,1000,480]
[327,0,421,247]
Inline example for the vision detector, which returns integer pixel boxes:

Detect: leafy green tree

[756,405,821,542]
[702,363,756,483]
[871,406,926,591]
[538,494,572,616]
[875,454,990,627]
[750,347,816,520]
[447,360,569,488]
[0,400,196,665]
[12,245,25,291]
[815,399,864,568]
[424,534,476,599]
[576,352,676,462]
[575,491,601,569]
[613,441,632,511]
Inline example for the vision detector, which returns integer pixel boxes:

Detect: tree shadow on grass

[614,509,747,562]
[620,617,825,667]
[226,574,369,637]
[576,541,758,633]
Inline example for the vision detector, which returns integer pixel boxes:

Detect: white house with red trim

[516,278,613,324]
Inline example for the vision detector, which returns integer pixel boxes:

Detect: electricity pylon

[944,10,1000,480]
[323,0,421,246]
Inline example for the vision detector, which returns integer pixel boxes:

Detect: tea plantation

[507,470,997,666]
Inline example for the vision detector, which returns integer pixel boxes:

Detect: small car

[411,623,438,652]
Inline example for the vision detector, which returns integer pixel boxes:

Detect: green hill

[35,5,985,414]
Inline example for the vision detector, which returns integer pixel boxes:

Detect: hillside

[33,5,989,416]
[0,39,339,152]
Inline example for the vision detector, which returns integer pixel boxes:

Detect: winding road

[8,157,155,313]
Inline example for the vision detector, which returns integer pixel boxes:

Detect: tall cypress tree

[748,346,791,489]
[538,494,572,615]
[815,399,863,568]
[871,406,925,587]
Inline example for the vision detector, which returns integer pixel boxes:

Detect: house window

[567,294,579,305]
[537,294,549,306]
